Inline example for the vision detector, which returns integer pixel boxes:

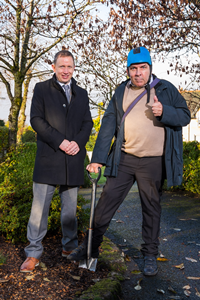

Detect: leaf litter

[0,233,110,300]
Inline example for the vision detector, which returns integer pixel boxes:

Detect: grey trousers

[25,182,78,259]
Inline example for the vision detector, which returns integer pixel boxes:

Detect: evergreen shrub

[0,126,9,158]
[22,130,36,143]
[182,141,200,194]
[163,141,200,195]
[83,154,91,188]
[0,143,90,243]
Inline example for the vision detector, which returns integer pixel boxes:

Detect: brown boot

[20,257,39,273]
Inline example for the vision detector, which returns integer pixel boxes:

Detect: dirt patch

[0,233,109,300]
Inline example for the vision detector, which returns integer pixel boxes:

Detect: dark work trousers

[92,151,163,257]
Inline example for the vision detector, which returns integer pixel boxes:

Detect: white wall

[183,112,200,142]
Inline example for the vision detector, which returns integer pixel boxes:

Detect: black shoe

[67,243,99,261]
[143,256,158,276]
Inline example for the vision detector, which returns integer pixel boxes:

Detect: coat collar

[52,74,77,96]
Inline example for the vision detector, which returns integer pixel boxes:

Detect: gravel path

[79,184,200,300]
[106,185,200,300]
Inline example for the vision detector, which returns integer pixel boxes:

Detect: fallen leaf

[117,210,121,213]
[134,284,142,290]
[183,285,191,290]
[184,290,191,296]
[124,254,131,262]
[157,257,169,261]
[134,279,142,290]
[168,286,177,294]
[185,257,198,262]
[125,215,129,217]
[163,238,168,241]
[116,220,124,223]
[40,262,47,270]
[69,274,81,281]
[25,275,35,280]
[175,263,184,269]
[0,278,9,283]
[173,228,181,231]
[191,218,198,221]
[111,219,116,221]
[157,289,165,294]
[195,288,200,297]
[159,253,165,258]
[92,278,100,282]
[187,277,200,280]
[131,270,142,275]
[43,277,51,282]
[138,278,143,285]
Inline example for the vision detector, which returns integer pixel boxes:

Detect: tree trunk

[17,74,32,143]
[8,79,23,148]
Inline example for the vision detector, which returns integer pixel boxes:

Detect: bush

[182,141,200,194]
[22,130,36,143]
[0,143,90,243]
[0,126,9,159]
[83,154,91,188]
[163,141,200,195]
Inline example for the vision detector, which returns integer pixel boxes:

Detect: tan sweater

[121,84,165,157]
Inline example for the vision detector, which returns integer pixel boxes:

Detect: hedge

[0,126,9,159]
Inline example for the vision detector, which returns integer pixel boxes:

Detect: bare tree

[0,0,105,147]
[79,0,200,115]
[73,26,128,113]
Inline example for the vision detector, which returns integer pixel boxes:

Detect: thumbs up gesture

[152,95,163,117]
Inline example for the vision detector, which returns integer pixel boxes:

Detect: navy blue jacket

[31,75,93,186]
[91,78,191,187]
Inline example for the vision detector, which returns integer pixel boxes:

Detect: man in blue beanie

[68,47,191,276]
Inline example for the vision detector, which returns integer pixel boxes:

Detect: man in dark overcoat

[20,50,93,272]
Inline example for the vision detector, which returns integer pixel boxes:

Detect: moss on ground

[99,236,127,274]
[75,236,127,300]
[78,278,121,300]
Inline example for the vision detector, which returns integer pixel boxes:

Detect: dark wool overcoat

[30,75,93,186]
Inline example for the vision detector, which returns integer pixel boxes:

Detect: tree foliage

[80,0,200,113]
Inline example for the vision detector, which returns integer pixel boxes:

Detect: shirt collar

[57,80,71,88]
